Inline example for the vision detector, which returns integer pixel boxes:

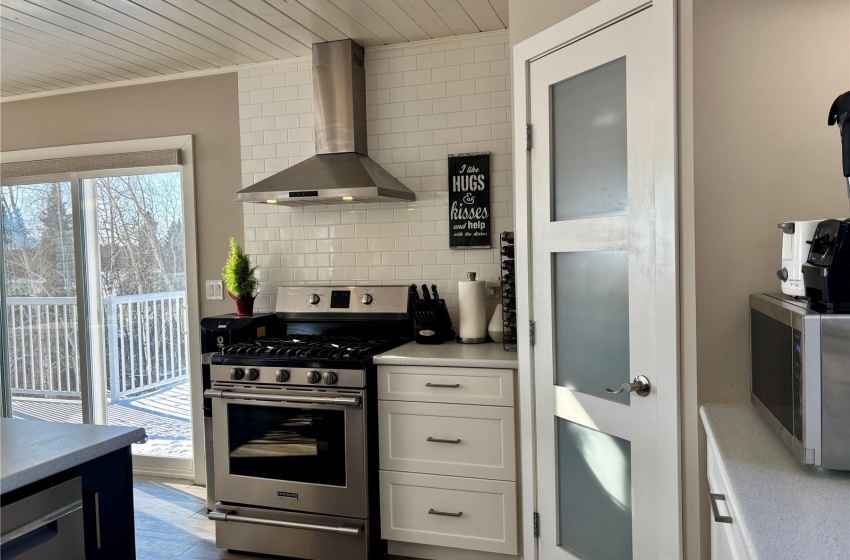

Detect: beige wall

[509,0,598,45]
[689,1,850,558]
[0,74,243,318]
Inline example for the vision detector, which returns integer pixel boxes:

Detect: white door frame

[512,1,680,558]
[1,136,202,481]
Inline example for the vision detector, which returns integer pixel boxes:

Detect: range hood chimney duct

[235,40,415,205]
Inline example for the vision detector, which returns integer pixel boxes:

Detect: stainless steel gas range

[205,285,412,560]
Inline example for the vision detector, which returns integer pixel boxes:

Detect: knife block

[413,298,455,344]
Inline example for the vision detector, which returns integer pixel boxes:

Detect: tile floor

[133,476,414,559]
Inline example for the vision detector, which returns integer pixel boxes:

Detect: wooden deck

[12,380,192,458]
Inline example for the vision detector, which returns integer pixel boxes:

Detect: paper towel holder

[457,272,488,344]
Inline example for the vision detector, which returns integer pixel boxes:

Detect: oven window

[227,404,346,486]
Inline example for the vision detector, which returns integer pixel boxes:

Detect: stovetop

[209,335,406,369]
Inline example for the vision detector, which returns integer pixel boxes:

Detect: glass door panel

[558,418,632,559]
[551,58,628,222]
[88,172,191,459]
[1,182,82,422]
[553,251,630,403]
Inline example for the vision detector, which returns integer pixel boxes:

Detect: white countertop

[1,418,146,494]
[700,405,850,560]
[374,340,518,369]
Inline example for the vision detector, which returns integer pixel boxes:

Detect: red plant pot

[229,292,256,317]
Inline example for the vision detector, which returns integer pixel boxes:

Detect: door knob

[606,375,651,397]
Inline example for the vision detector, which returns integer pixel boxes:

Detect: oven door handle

[204,389,361,407]
[208,509,363,536]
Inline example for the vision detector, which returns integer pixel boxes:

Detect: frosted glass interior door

[529,8,676,559]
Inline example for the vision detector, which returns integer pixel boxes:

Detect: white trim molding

[1,136,203,481]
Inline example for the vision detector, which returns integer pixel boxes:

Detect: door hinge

[529,320,535,347]
[526,124,533,150]
[533,512,540,538]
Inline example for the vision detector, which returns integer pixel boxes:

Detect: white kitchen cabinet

[379,471,518,555]
[707,438,750,560]
[378,365,514,406]
[378,363,519,557]
[379,400,516,481]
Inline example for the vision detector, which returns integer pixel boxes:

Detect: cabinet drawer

[379,401,516,481]
[379,471,517,555]
[378,365,514,406]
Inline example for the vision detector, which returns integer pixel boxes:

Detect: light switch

[206,280,223,300]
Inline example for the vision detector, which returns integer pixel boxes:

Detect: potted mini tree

[222,237,258,316]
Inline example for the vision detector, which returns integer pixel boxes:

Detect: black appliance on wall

[199,313,278,510]
[802,91,850,311]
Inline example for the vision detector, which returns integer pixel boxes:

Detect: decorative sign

[448,152,491,249]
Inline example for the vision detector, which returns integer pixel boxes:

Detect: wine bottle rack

[500,231,517,351]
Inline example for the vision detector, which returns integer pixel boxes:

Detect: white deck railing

[6,292,189,402]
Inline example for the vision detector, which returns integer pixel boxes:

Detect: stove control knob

[306,370,321,384]
[230,368,245,381]
[245,368,260,381]
[323,371,338,385]
[275,369,290,382]
[307,294,320,305]
[361,294,373,305]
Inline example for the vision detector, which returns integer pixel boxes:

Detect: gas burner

[221,335,396,362]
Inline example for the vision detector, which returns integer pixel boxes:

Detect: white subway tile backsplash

[305,253,330,267]
[404,69,432,86]
[238,32,512,315]
[292,240,317,254]
[330,253,356,267]
[431,65,461,83]
[476,75,506,94]
[342,238,368,253]
[382,222,410,238]
[446,79,476,97]
[355,223,382,237]
[329,225,356,239]
[357,252,383,266]
[396,236,423,251]
[416,52,445,69]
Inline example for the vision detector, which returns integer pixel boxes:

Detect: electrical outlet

[484,278,501,299]
[206,280,223,300]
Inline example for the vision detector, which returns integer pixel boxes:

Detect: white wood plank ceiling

[0,0,508,99]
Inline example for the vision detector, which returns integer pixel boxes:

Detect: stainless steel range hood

[236,40,415,205]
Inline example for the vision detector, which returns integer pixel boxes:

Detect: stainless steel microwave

[749,293,850,470]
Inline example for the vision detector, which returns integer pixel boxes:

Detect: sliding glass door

[1,168,192,465]
[88,171,192,460]
[1,180,83,423]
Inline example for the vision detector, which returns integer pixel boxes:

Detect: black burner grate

[221,336,395,362]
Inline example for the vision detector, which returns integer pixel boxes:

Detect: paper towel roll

[458,272,487,343]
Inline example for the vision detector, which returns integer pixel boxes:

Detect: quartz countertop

[374,340,518,369]
[1,418,146,494]
[700,405,850,560]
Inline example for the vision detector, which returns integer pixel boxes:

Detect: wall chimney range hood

[235,40,415,205]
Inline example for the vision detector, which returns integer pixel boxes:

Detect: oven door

[207,384,367,518]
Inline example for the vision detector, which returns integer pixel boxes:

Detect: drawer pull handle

[427,437,462,444]
[429,508,463,517]
[709,493,733,524]
[425,383,460,388]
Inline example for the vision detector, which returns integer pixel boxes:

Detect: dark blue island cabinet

[0,419,144,560]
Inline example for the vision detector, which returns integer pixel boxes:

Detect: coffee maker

[801,91,850,311]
